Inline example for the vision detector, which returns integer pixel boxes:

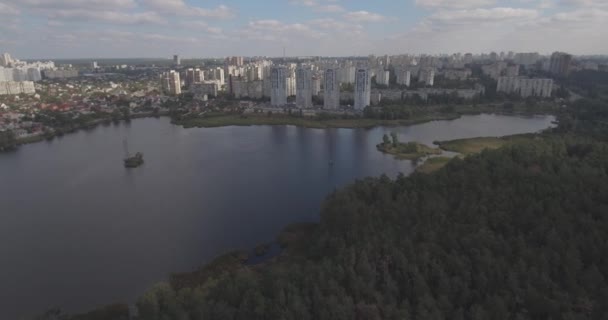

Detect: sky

[0,0,607,59]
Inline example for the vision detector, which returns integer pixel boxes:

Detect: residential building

[444,69,472,81]
[464,53,473,64]
[173,55,181,66]
[225,56,244,66]
[311,76,321,96]
[0,81,35,95]
[190,81,220,97]
[396,68,411,87]
[497,76,553,98]
[419,68,435,86]
[354,68,371,111]
[161,70,181,95]
[91,61,98,69]
[514,52,540,66]
[375,69,390,86]
[296,66,313,108]
[42,69,78,79]
[270,66,288,107]
[0,53,12,67]
[550,52,572,76]
[339,66,355,84]
[324,68,340,110]
[185,68,204,86]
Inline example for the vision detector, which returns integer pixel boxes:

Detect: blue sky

[0,0,607,59]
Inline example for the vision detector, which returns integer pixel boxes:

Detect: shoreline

[7,108,557,150]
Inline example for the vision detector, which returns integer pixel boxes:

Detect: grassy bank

[175,113,461,129]
[377,141,442,160]
[416,156,454,173]
[436,134,536,155]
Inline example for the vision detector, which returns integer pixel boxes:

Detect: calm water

[0,114,554,319]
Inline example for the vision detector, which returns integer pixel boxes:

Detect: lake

[0,114,555,319]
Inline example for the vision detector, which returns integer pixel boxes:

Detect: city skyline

[1,0,607,59]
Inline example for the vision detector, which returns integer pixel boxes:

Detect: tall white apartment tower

[296,66,313,109]
[354,68,371,111]
[161,70,181,95]
[270,66,288,107]
[324,68,340,110]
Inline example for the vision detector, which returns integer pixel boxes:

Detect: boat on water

[123,139,144,168]
[124,152,144,168]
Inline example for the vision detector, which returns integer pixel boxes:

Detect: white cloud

[140,0,234,19]
[429,7,539,24]
[315,5,345,13]
[0,2,21,15]
[179,21,224,35]
[47,9,166,24]
[560,0,608,7]
[415,0,497,9]
[19,0,136,10]
[343,11,387,22]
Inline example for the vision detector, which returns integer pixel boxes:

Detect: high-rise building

[549,52,572,76]
[270,66,287,107]
[311,77,321,96]
[464,53,473,64]
[497,76,553,98]
[161,70,181,95]
[354,68,370,111]
[173,55,181,66]
[296,66,313,109]
[91,61,98,69]
[0,53,12,67]
[375,69,390,86]
[419,68,435,86]
[225,56,244,67]
[324,68,340,110]
[185,68,204,86]
[396,68,411,87]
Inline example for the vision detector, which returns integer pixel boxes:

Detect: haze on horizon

[0,0,607,59]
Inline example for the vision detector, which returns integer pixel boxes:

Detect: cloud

[179,21,225,35]
[140,0,234,19]
[0,2,20,15]
[560,0,608,7]
[316,5,345,13]
[19,0,136,10]
[429,7,539,25]
[415,0,497,9]
[290,0,345,13]
[47,9,166,24]
[343,11,387,22]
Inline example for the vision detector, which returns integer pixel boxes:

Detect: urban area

[0,50,604,148]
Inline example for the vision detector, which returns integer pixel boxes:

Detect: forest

[41,96,608,320]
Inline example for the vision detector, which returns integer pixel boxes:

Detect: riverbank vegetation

[415,156,453,173]
[377,132,441,160]
[172,101,559,130]
[173,111,459,129]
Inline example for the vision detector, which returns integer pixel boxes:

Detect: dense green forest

[43,95,608,319]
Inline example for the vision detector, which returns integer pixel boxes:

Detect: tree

[382,134,391,145]
[390,132,399,147]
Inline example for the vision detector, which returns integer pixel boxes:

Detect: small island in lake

[377,132,441,160]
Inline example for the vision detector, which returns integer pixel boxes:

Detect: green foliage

[133,137,608,320]
[0,130,17,151]
[390,132,398,146]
